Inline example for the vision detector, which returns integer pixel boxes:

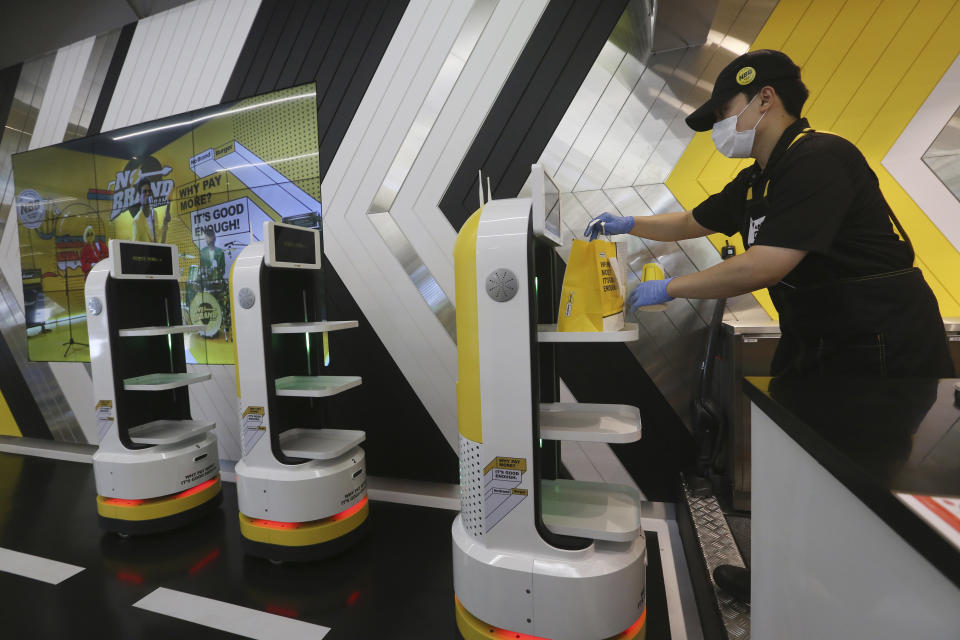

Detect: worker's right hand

[584,212,633,240]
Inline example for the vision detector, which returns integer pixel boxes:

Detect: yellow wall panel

[779,0,844,66]
[858,1,960,159]
[749,0,812,51]
[794,1,877,116]
[806,0,916,128]
[838,2,950,143]
[680,134,719,185]
[667,0,960,320]
[0,389,22,437]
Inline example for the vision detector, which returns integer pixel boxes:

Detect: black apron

[744,130,955,379]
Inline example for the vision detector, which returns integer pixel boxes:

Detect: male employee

[587,49,953,380]
[585,49,954,601]
[131,177,171,243]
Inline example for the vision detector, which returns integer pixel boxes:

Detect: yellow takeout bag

[557,238,625,332]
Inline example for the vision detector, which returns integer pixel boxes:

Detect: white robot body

[93,434,218,499]
[232,222,367,558]
[85,242,221,532]
[453,518,646,639]
[235,448,365,522]
[452,187,646,640]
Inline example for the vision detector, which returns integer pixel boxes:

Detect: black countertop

[744,376,960,590]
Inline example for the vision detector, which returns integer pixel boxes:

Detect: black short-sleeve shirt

[692,118,913,287]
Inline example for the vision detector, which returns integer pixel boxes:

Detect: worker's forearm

[628,211,705,242]
[665,252,774,300]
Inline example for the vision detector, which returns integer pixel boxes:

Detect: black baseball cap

[685,49,802,132]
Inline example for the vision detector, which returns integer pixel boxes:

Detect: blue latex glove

[627,277,676,314]
[584,212,634,240]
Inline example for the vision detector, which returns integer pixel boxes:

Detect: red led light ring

[247,496,369,529]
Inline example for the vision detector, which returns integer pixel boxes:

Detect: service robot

[452,167,647,639]
[86,240,221,536]
[232,220,368,561]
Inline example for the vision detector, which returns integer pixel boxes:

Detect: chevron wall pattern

[1,0,960,497]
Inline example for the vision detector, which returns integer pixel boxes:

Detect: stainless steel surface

[536,0,777,436]
[722,321,780,335]
[0,435,95,463]
[947,326,960,380]
[0,54,54,227]
[0,263,86,443]
[63,30,121,141]
[726,318,960,335]
[683,480,751,639]
[922,104,960,200]
[652,0,717,53]
[368,211,457,340]
[717,325,780,511]
[367,0,496,340]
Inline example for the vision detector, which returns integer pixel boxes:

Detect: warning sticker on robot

[241,406,266,456]
[95,400,113,443]
[483,456,528,532]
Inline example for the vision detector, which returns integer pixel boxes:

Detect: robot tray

[128,419,216,445]
[541,478,643,543]
[278,428,366,460]
[539,403,641,443]
[118,324,205,337]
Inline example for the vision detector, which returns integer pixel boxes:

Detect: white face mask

[712,94,765,158]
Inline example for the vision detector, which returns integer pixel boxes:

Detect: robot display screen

[118,242,175,277]
[274,225,317,265]
[530,164,562,246]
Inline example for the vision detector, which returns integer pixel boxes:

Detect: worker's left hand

[626,277,675,314]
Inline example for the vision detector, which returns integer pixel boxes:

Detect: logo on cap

[736,66,756,85]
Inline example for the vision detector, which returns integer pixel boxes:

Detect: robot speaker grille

[485,268,518,302]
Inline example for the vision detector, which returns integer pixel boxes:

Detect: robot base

[238,496,369,562]
[452,516,646,640]
[96,476,222,536]
[455,597,647,640]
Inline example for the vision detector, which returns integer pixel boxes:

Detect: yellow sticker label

[736,66,756,85]
[241,406,265,418]
[241,406,267,455]
[484,456,527,474]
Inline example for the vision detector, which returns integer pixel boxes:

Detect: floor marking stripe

[134,587,331,639]
[0,547,85,584]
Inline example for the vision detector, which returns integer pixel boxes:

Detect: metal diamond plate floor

[686,486,751,639]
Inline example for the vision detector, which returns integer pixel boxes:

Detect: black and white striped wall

[0,0,773,500]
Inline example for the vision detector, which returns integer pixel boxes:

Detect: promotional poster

[13,83,321,364]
